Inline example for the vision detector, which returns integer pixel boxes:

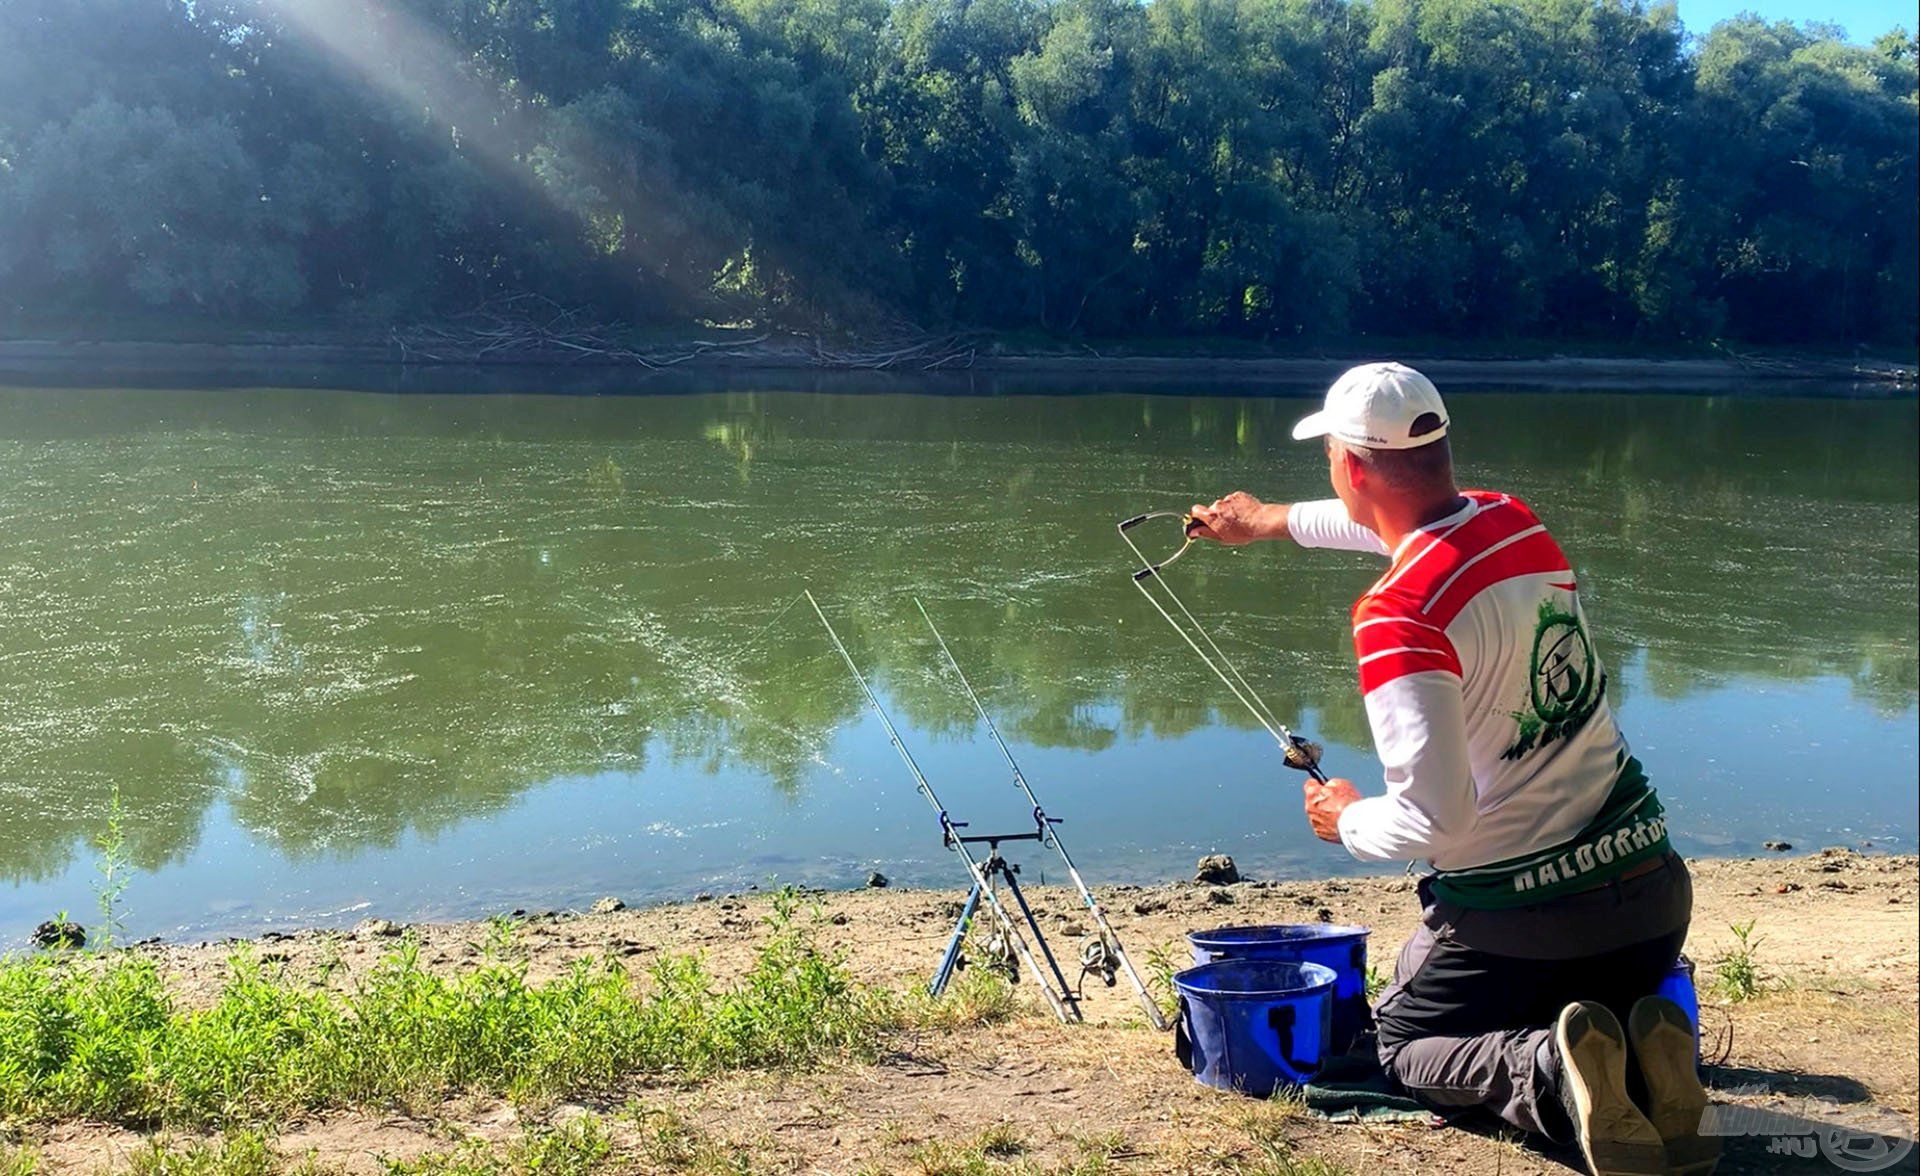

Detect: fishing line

[1118,512,1284,732]
[728,591,806,670]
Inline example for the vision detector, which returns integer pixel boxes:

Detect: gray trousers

[1373,853,1693,1139]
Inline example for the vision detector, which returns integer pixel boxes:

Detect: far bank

[0,333,1913,392]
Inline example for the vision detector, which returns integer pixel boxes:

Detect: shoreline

[15,849,1916,1173]
[114,850,1919,994]
[17,840,1912,954]
[0,336,1914,391]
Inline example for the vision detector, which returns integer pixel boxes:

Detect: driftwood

[388,294,770,369]
[390,296,981,371]
[1714,342,1915,385]
[804,330,978,371]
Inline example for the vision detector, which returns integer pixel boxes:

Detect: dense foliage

[0,0,1913,344]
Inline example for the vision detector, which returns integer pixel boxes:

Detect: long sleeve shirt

[1288,493,1633,872]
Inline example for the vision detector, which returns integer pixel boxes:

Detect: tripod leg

[929,882,983,998]
[970,862,1072,1024]
[1000,864,1082,1022]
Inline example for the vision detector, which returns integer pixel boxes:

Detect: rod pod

[804,591,1082,1024]
[913,598,1170,1031]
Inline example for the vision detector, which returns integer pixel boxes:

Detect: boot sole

[1557,1002,1667,1175]
[1629,995,1722,1176]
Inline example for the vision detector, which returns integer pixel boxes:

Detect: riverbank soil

[19,852,1918,1174]
[0,334,1913,388]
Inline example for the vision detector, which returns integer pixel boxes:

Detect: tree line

[0,0,1914,346]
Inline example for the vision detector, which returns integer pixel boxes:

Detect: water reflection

[0,386,1911,929]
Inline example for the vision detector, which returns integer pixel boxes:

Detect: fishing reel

[981,929,1020,981]
[1079,934,1120,988]
[1283,735,1325,775]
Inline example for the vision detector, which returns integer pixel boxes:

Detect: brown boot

[1552,1001,1666,1175]
[1628,995,1722,1176]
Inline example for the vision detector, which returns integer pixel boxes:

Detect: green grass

[0,1145,39,1176]
[0,892,889,1128]
[77,1120,615,1176]
[899,965,1019,1031]
[904,1124,1110,1176]
[383,1118,614,1176]
[1219,1096,1357,1176]
[883,1125,1160,1176]
[1234,1124,1354,1176]
[626,1107,759,1175]
[1707,919,1767,1003]
[122,1131,290,1176]
[1140,941,1182,1025]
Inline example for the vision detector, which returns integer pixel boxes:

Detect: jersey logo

[1503,596,1604,760]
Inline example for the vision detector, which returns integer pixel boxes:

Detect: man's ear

[1340,447,1367,492]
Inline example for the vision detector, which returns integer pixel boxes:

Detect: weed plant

[1708,919,1767,1003]
[383,1117,613,1176]
[0,890,887,1127]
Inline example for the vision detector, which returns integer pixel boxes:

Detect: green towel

[1296,1048,1445,1125]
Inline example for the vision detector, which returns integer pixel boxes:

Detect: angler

[1185,363,1717,1176]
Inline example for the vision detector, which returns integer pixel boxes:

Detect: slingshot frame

[1116,512,1330,781]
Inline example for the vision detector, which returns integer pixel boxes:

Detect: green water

[0,383,1913,940]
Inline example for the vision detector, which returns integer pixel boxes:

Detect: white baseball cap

[1290,362,1450,450]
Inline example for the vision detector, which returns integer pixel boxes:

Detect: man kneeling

[1189,363,1719,1176]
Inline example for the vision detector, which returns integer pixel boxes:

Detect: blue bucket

[1656,954,1701,1066]
[1188,924,1370,1052]
[1173,959,1336,1096]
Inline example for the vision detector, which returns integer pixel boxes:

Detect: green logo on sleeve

[1502,597,1605,760]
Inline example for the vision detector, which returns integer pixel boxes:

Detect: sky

[1676,0,1917,40]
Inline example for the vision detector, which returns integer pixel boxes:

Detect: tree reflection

[0,384,1910,880]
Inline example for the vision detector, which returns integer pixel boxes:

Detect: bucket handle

[1173,996,1193,1070]
[1267,1004,1319,1077]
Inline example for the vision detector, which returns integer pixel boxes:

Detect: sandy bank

[0,336,1912,391]
[24,849,1917,1174]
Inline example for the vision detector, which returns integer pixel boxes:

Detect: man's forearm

[1250,501,1294,542]
[1285,499,1390,554]
[1190,493,1383,552]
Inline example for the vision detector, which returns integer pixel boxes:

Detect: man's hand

[1188,491,1279,545]
[1303,777,1362,844]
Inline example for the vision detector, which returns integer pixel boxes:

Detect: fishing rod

[1116,512,1329,783]
[912,598,1170,1031]
[804,590,1081,1024]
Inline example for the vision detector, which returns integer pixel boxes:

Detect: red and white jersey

[1288,492,1629,870]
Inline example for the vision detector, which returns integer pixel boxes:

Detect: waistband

[1427,755,1670,910]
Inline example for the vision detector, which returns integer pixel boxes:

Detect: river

[0,380,1913,942]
